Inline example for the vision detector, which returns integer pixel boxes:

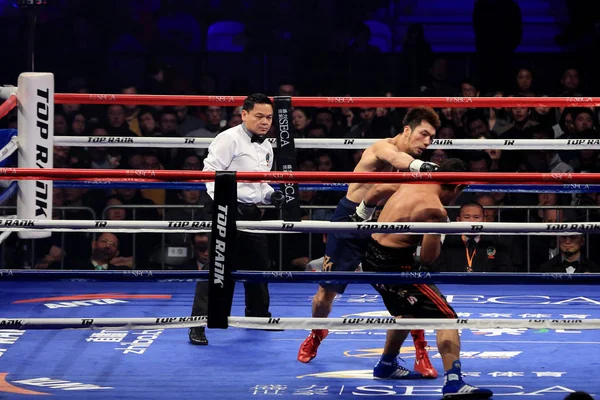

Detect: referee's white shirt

[203,123,274,204]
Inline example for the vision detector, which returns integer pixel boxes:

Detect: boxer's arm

[375,146,415,171]
[375,145,438,172]
[364,184,401,206]
[419,208,448,265]
[354,184,401,221]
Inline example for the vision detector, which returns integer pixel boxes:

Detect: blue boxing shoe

[442,360,493,399]
[373,354,422,379]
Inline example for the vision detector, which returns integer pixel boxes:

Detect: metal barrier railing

[0,206,96,269]
[102,204,206,270]
[445,204,600,272]
[101,204,600,273]
[2,203,598,271]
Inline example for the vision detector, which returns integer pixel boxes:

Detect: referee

[189,93,284,345]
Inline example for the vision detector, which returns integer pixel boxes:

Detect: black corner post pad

[273,96,302,222]
[207,171,237,329]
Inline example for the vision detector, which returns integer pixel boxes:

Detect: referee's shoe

[189,327,208,345]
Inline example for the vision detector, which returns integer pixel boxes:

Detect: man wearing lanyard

[460,204,480,273]
[464,235,477,273]
[189,93,284,345]
[432,202,511,273]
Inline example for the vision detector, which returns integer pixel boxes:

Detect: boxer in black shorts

[363,158,492,399]
[363,239,457,320]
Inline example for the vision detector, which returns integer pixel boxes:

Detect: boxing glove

[408,159,439,172]
[270,190,286,209]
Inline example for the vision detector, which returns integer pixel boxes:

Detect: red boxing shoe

[297,329,328,363]
[411,330,438,379]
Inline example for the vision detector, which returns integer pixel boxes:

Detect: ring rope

[1,270,598,284]
[0,218,599,235]
[53,93,600,108]
[51,180,600,194]
[0,136,17,163]
[0,214,15,246]
[0,169,597,184]
[52,136,600,150]
[9,91,600,336]
[0,183,17,206]
[0,94,17,120]
[0,316,594,331]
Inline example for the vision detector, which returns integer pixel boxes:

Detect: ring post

[16,72,53,239]
[273,96,301,221]
[207,171,237,329]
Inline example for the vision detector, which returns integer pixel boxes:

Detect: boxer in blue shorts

[298,107,441,378]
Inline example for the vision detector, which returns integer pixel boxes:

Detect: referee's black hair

[243,93,273,112]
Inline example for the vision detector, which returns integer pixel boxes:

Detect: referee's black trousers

[191,202,271,318]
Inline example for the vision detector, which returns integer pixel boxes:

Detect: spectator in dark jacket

[539,234,600,273]
[433,202,513,272]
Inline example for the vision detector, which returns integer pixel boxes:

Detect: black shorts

[363,239,457,319]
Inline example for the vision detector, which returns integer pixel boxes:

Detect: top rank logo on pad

[35,88,50,218]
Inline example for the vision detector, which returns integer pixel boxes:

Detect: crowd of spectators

[1,59,599,274]
[0,0,599,274]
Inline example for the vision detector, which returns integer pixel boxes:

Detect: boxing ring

[1,278,600,399]
[1,73,600,398]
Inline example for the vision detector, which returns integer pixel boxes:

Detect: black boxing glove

[270,190,285,209]
[408,159,439,172]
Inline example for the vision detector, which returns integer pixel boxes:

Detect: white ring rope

[0,218,598,235]
[0,214,16,245]
[0,136,18,164]
[0,87,17,100]
[53,136,600,150]
[0,316,594,331]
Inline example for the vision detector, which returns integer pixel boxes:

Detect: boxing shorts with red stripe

[362,238,457,319]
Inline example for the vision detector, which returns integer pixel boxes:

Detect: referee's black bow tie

[562,259,580,269]
[251,134,266,144]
